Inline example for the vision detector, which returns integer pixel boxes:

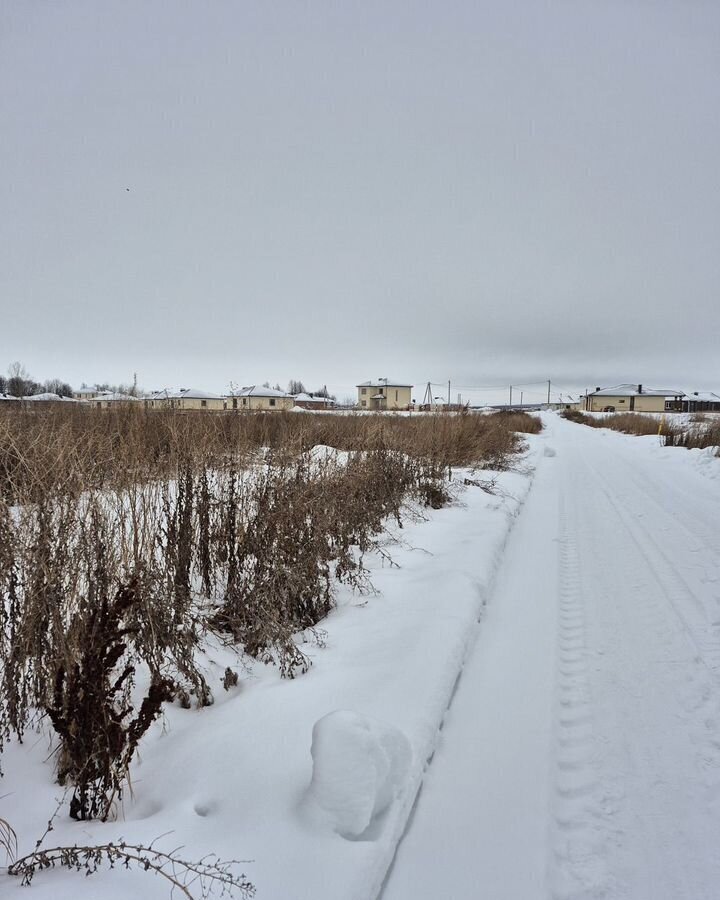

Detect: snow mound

[307,710,412,839]
[305,444,351,465]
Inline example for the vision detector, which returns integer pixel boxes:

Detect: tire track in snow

[556,431,720,899]
[548,490,613,900]
[591,462,720,677]
[587,453,720,671]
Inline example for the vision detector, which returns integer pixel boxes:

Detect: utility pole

[447,380,451,407]
[520,391,524,405]
[547,380,551,404]
[509,385,513,406]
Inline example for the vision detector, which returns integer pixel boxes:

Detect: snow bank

[307,710,412,838]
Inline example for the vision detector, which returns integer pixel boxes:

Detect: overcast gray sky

[1,0,718,404]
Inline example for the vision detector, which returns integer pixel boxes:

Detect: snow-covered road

[383,415,720,900]
[5,416,720,900]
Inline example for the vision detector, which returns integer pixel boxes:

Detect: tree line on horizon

[1,363,337,402]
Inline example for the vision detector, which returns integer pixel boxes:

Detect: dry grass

[0,405,540,503]
[560,409,664,436]
[664,418,720,451]
[560,408,720,453]
[0,404,539,820]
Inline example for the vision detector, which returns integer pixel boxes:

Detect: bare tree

[43,379,73,398]
[314,385,336,401]
[287,379,307,396]
[7,362,32,398]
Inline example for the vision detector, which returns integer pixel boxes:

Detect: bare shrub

[47,579,174,821]
[0,815,16,862]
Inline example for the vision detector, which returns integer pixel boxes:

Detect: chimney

[638,384,643,393]
[694,391,699,396]
[595,387,601,392]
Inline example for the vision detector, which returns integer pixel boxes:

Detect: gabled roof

[94,391,139,402]
[143,388,222,400]
[144,389,170,401]
[231,385,289,398]
[589,384,682,398]
[294,392,334,403]
[682,391,720,403]
[357,379,413,388]
[171,388,224,400]
[25,392,75,402]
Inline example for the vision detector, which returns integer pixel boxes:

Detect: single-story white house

[24,393,76,404]
[583,384,684,413]
[680,392,720,413]
[143,389,225,411]
[227,386,294,411]
[89,392,140,409]
[73,386,104,401]
[292,392,336,410]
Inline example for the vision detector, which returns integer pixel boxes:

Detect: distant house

[0,393,19,403]
[144,388,225,411]
[24,393,76,405]
[90,391,140,409]
[292,392,336,410]
[227,386,294,411]
[143,389,169,409]
[73,386,103,401]
[680,392,720,413]
[357,379,413,410]
[583,384,683,413]
[548,399,581,411]
[170,388,225,411]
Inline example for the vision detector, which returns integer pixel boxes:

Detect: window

[242,398,247,406]
[269,398,276,407]
[361,388,367,395]
[395,390,398,402]
[232,398,237,409]
[361,400,367,407]
[201,400,207,408]
[618,399,625,404]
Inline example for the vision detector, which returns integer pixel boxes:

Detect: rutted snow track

[383,414,720,900]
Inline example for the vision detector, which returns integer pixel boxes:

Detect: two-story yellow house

[357,379,413,411]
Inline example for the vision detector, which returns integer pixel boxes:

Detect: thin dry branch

[8,839,255,899]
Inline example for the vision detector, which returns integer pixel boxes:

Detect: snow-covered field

[2,438,538,898]
[3,414,720,900]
